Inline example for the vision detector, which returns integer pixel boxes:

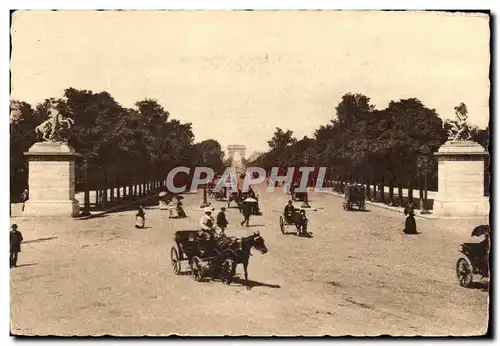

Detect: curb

[325,191,486,220]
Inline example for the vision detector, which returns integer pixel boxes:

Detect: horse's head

[251,231,268,254]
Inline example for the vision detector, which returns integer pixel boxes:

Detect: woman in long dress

[403,203,417,234]
[177,199,187,218]
[135,205,146,228]
[168,200,178,218]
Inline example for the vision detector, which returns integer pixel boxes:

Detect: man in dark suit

[10,224,23,268]
[217,207,228,235]
[240,201,252,227]
[284,200,296,223]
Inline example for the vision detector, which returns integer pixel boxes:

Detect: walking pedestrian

[10,224,23,268]
[403,203,417,234]
[240,201,252,227]
[21,189,28,212]
[135,205,146,229]
[217,207,228,236]
[176,198,187,218]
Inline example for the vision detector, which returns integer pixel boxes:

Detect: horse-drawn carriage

[227,191,242,209]
[170,230,268,284]
[456,225,490,288]
[290,183,307,202]
[211,187,227,202]
[342,184,366,211]
[170,230,233,283]
[279,208,309,236]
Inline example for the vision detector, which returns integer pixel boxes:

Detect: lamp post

[200,153,210,208]
[301,153,311,208]
[419,145,431,215]
[81,161,91,216]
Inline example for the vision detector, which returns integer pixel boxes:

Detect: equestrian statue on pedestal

[35,102,75,142]
[444,102,477,142]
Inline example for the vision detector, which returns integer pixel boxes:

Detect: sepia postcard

[9,10,490,337]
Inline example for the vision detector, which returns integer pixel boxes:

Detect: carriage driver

[199,207,217,239]
[284,200,296,223]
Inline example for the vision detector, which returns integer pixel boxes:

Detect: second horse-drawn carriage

[290,183,307,202]
[227,191,242,209]
[342,184,366,211]
[279,208,309,236]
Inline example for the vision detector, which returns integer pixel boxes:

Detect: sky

[10,10,490,155]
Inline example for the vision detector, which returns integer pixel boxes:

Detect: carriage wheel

[191,256,204,282]
[220,259,234,285]
[457,257,474,288]
[279,216,285,234]
[170,247,181,275]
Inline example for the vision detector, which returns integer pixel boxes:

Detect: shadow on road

[281,232,314,238]
[15,263,38,268]
[232,277,281,290]
[23,237,58,244]
[469,281,489,292]
[248,224,266,228]
[76,214,110,221]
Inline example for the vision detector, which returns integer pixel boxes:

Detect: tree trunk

[110,182,115,205]
[116,184,121,202]
[408,180,413,204]
[388,178,394,206]
[84,188,90,213]
[103,188,109,210]
[419,176,424,200]
[380,176,386,204]
[398,185,403,206]
[366,179,372,201]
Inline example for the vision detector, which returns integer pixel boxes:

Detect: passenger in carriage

[199,207,217,239]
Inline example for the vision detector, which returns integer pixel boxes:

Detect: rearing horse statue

[35,106,75,142]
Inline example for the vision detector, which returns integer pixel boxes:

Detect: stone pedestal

[24,142,82,217]
[433,141,489,217]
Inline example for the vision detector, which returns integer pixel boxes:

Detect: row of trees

[10,88,226,203]
[251,93,489,202]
